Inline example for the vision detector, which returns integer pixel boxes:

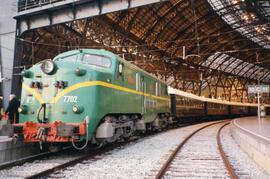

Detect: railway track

[0,140,136,179]
[0,121,198,179]
[0,123,191,178]
[0,121,233,178]
[154,121,238,179]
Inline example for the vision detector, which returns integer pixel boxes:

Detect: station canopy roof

[205,0,270,82]
[202,52,270,82]
[208,0,270,49]
[19,0,270,84]
[102,0,270,83]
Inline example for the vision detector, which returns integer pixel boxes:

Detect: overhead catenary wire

[8,36,270,59]
[4,20,270,50]
[1,35,269,77]
[117,46,270,58]
[0,25,269,79]
[15,33,270,49]
[1,33,269,63]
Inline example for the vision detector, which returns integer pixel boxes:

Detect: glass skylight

[207,0,270,49]
[202,52,270,82]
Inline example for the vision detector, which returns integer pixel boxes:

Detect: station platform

[231,116,270,174]
[0,121,41,165]
[0,136,41,165]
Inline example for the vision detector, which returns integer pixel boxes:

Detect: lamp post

[256,52,262,130]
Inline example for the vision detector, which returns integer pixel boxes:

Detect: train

[11,49,263,149]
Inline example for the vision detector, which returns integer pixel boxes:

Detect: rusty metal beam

[142,0,187,41]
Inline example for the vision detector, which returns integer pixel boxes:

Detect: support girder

[15,0,169,35]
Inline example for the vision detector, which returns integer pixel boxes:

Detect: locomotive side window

[83,54,111,68]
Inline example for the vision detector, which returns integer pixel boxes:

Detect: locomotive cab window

[82,54,111,68]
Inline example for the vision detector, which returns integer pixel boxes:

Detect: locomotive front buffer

[12,120,87,142]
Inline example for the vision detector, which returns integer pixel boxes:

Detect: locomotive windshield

[60,54,78,62]
[82,54,111,68]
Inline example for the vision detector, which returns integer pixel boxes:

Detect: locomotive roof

[54,49,167,84]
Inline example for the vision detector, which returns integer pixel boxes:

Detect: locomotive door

[141,76,145,114]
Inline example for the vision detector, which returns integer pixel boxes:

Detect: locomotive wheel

[94,142,105,149]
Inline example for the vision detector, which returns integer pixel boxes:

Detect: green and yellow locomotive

[14,49,171,148]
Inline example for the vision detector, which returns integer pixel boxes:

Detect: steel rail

[217,122,238,179]
[24,142,129,179]
[0,122,197,178]
[154,120,236,179]
[25,123,188,179]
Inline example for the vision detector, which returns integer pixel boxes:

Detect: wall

[0,0,17,108]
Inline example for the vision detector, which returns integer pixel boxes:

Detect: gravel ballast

[60,122,214,179]
[2,121,268,179]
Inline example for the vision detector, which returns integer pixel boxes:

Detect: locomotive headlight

[18,105,28,114]
[72,106,84,114]
[41,60,56,75]
[18,107,23,113]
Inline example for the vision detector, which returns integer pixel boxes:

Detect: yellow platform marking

[22,81,170,104]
